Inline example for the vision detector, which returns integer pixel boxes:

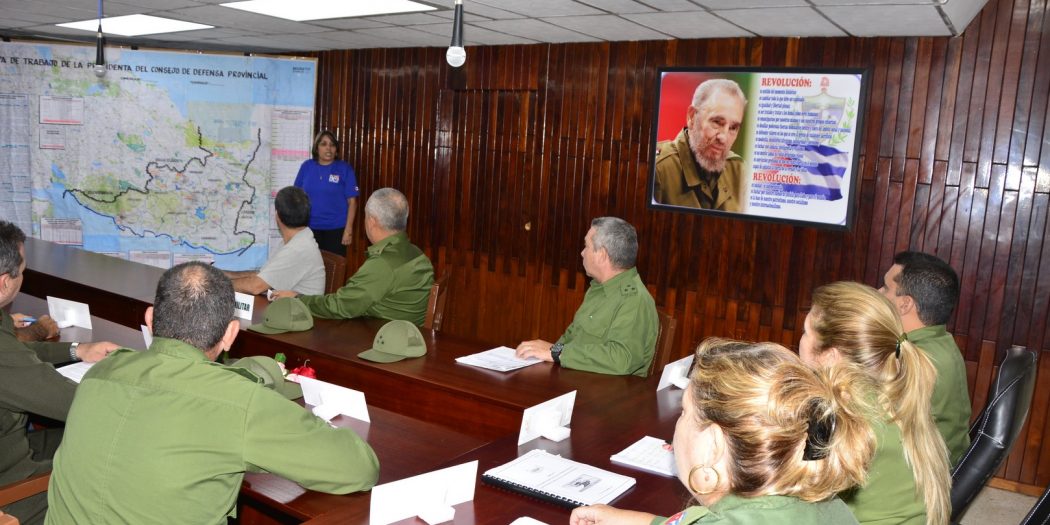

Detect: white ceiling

[0,0,990,54]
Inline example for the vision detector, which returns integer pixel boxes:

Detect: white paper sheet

[455,346,541,372]
[484,449,635,507]
[56,361,93,383]
[369,461,478,525]
[46,296,92,329]
[610,436,677,477]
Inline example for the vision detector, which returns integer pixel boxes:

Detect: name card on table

[299,376,370,423]
[518,390,576,445]
[46,296,92,329]
[657,355,695,391]
[370,461,478,525]
[234,291,255,321]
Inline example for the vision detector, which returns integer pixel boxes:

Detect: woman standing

[293,130,359,254]
[800,281,951,525]
[570,338,876,525]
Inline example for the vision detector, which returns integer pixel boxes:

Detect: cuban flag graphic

[781,143,849,201]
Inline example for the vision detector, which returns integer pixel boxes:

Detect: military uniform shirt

[908,324,971,466]
[557,267,658,377]
[841,417,926,525]
[46,338,379,525]
[300,231,434,326]
[0,309,75,486]
[653,128,746,212]
[649,495,860,525]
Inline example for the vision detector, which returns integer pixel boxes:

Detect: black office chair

[1018,482,1050,525]
[950,346,1038,523]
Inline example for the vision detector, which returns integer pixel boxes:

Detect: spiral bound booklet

[482,449,635,508]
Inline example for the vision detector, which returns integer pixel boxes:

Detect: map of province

[62,126,263,256]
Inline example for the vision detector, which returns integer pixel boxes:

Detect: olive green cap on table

[248,297,314,334]
[358,320,427,363]
[227,356,303,400]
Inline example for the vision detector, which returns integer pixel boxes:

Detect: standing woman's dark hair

[294,130,359,255]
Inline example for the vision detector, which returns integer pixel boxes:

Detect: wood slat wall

[308,0,1050,491]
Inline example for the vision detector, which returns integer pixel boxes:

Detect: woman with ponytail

[570,338,876,525]
[801,281,951,525]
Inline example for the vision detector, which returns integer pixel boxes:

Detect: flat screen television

[647,67,869,230]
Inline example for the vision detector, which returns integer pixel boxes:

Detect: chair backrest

[320,251,347,295]
[1018,481,1050,525]
[648,310,677,376]
[423,269,451,332]
[950,346,1038,522]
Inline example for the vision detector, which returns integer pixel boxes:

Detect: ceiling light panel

[57,14,213,36]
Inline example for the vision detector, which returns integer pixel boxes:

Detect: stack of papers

[456,346,542,372]
[610,436,677,477]
[482,449,635,508]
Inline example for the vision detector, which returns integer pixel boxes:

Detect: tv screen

[647,67,868,230]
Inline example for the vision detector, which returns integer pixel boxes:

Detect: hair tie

[803,412,836,461]
[895,332,908,359]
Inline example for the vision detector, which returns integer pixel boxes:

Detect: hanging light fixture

[94,0,106,78]
[445,0,465,68]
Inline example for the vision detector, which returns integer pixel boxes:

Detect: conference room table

[16,238,691,524]
[21,237,651,440]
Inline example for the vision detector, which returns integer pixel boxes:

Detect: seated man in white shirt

[225,186,326,296]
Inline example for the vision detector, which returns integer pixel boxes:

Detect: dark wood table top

[305,382,692,525]
[21,238,651,440]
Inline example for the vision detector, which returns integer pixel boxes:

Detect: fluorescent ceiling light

[57,14,212,36]
[221,0,437,22]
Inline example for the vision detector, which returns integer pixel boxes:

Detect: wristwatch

[550,343,564,365]
[69,341,80,362]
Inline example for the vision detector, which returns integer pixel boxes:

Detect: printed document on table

[456,346,542,372]
[483,449,635,506]
[610,436,677,477]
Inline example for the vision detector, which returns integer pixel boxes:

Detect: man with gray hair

[516,217,658,376]
[653,78,748,212]
[275,188,433,326]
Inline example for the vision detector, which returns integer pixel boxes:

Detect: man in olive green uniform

[276,187,433,326]
[47,262,378,524]
[653,78,748,212]
[516,217,657,377]
[0,221,116,525]
[880,250,971,466]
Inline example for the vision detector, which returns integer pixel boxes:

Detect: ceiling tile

[412,23,539,45]
[471,0,604,18]
[365,13,451,25]
[356,26,453,47]
[820,5,951,36]
[716,7,845,37]
[623,11,751,39]
[166,5,326,34]
[429,3,523,21]
[542,14,670,41]
[642,0,712,10]
[575,0,656,14]
[310,18,393,30]
[695,0,805,7]
[472,18,596,43]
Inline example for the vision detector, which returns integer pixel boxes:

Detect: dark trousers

[2,428,64,525]
[313,228,345,255]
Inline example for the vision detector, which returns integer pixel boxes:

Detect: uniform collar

[906,324,949,341]
[367,231,408,256]
[150,337,211,362]
[590,267,638,296]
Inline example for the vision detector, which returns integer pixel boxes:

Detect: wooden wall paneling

[946,10,982,185]
[978,165,1010,357]
[1033,350,1050,485]
[964,0,999,177]
[959,184,990,361]
[934,37,962,165]
[992,0,1031,170]
[894,38,919,164]
[949,162,978,343]
[899,159,920,253]
[918,38,946,184]
[1027,4,1050,185]
[1035,194,1050,353]
[1010,170,1044,349]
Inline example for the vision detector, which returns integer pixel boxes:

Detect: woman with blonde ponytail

[801,281,951,525]
[570,338,876,525]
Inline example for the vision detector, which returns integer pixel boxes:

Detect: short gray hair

[590,217,638,270]
[691,78,748,111]
[365,188,409,232]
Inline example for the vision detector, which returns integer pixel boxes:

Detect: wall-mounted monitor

[647,67,869,230]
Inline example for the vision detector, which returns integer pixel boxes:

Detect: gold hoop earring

[687,465,720,495]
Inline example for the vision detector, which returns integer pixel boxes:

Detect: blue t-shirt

[293,159,360,230]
